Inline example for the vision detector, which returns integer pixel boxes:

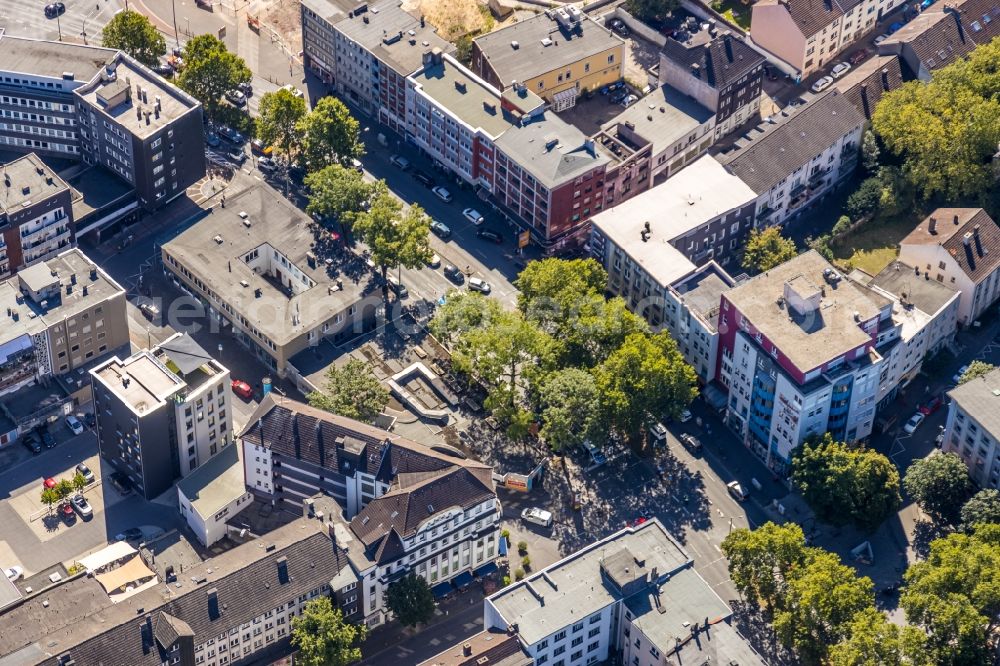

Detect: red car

[919,395,944,415]
[43,477,56,489]
[232,380,253,400]
[850,49,869,65]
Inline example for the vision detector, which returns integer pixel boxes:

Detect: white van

[521,507,553,527]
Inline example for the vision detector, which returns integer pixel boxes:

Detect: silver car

[71,494,93,519]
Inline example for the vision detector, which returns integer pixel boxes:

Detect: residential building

[417,629,532,666]
[161,184,382,377]
[241,395,503,626]
[718,91,863,227]
[666,263,737,384]
[0,501,359,666]
[471,8,625,110]
[944,366,1000,490]
[852,260,960,407]
[751,0,904,76]
[718,251,889,473]
[831,54,903,119]
[659,23,766,138]
[177,443,253,547]
[0,248,127,408]
[91,333,233,500]
[0,35,205,213]
[897,209,1000,325]
[484,518,766,666]
[302,0,453,132]
[0,153,73,276]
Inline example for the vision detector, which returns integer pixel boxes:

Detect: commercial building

[897,209,1000,326]
[177,442,253,547]
[0,35,205,213]
[417,629,531,666]
[831,54,903,119]
[751,0,904,76]
[0,153,73,276]
[162,184,382,377]
[91,333,233,500]
[471,8,625,110]
[944,366,1000,490]
[485,519,765,666]
[241,395,502,627]
[718,251,890,473]
[659,21,766,138]
[718,91,864,227]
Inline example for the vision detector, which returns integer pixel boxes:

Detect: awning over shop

[473,562,498,578]
[450,571,473,588]
[431,581,452,598]
[703,382,729,412]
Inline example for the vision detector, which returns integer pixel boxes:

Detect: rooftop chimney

[964,232,977,270]
[974,224,984,256]
[722,30,734,62]
[463,643,473,657]
[207,588,220,620]
[954,214,960,225]
[277,556,290,584]
[929,216,937,234]
[881,68,890,91]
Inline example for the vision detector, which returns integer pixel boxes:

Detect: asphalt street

[0,0,124,44]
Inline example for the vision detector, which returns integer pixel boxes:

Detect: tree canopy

[291,596,366,666]
[538,368,602,451]
[176,35,252,120]
[299,96,364,168]
[792,434,901,531]
[828,608,929,666]
[257,88,307,158]
[846,177,883,221]
[742,226,797,273]
[625,0,680,22]
[961,488,1000,531]
[306,358,389,423]
[100,10,166,67]
[385,574,435,627]
[958,360,996,385]
[903,452,973,525]
[353,193,433,301]
[721,521,808,611]
[429,290,503,345]
[305,165,381,232]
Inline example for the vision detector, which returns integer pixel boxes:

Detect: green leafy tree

[720,522,808,611]
[961,488,1000,531]
[742,226,797,273]
[846,177,883,220]
[429,290,503,345]
[792,434,901,531]
[828,608,930,666]
[353,193,433,304]
[385,573,435,627]
[55,478,74,501]
[903,453,973,525]
[773,551,875,665]
[901,525,1000,664]
[176,34,252,120]
[299,96,364,169]
[40,487,60,514]
[256,88,307,193]
[593,331,697,442]
[305,166,382,233]
[625,0,680,22]
[100,10,166,67]
[291,596,366,666]
[72,472,87,494]
[833,214,853,236]
[307,358,389,423]
[538,368,602,451]
[861,129,881,173]
[958,360,996,385]
[515,257,607,321]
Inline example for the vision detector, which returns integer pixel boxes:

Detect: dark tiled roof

[416,629,532,666]
[887,9,975,74]
[902,208,1000,284]
[952,0,1000,42]
[833,55,903,119]
[754,0,859,37]
[153,611,193,649]
[661,30,765,90]
[373,528,407,564]
[719,91,864,193]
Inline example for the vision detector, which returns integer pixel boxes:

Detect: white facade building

[177,443,253,547]
[944,367,1000,490]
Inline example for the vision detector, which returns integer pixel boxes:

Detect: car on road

[250,139,273,155]
[225,90,247,107]
[389,154,410,170]
[426,253,441,268]
[387,276,409,299]
[139,302,160,320]
[83,413,96,428]
[468,277,491,294]
[649,422,667,447]
[888,21,905,33]
[952,365,969,384]
[70,494,93,520]
[38,428,55,449]
[430,220,451,238]
[811,76,834,92]
[217,125,244,144]
[621,94,638,107]
[521,507,553,527]
[463,208,485,225]
[919,394,944,415]
[727,481,748,501]
[238,81,253,96]
[280,84,304,98]
[116,527,143,542]
[873,33,890,46]
[611,90,628,104]
[609,18,629,37]
[850,49,869,65]
[831,62,852,78]
[257,156,276,172]
[232,379,253,400]
[476,228,503,244]
[76,463,95,485]
[443,264,465,284]
[4,566,23,582]
[228,149,246,164]
[903,411,925,434]
[44,477,56,489]
[61,502,76,524]
[679,409,693,423]
[152,63,174,77]
[205,132,221,148]
[44,3,65,18]
[23,434,42,455]
[432,185,452,202]
[680,433,703,453]
[412,170,435,188]
[65,415,84,436]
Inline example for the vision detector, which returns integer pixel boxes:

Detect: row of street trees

[40,472,88,512]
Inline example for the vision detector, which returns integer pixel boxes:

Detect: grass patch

[828,212,920,275]
[711,0,752,29]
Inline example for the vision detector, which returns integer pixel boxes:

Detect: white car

[257,156,276,172]
[903,412,925,434]
[426,253,441,268]
[679,409,693,423]
[831,62,852,78]
[873,33,890,46]
[952,365,969,384]
[811,76,834,93]
[462,207,485,225]
[281,83,304,98]
[727,481,748,501]
[468,277,491,294]
[65,415,84,436]
[4,566,23,582]
[432,186,452,203]
[521,507,553,527]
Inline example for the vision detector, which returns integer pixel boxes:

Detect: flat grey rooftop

[947,366,1000,437]
[0,381,69,421]
[0,35,115,81]
[411,56,513,137]
[494,111,609,189]
[0,153,69,214]
[868,260,959,317]
[672,263,734,327]
[335,0,453,75]
[602,84,713,155]
[177,443,246,519]
[92,351,184,414]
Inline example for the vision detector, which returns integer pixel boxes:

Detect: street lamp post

[56,14,63,41]
[171,0,180,47]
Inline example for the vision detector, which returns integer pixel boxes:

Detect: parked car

[430,220,451,238]
[811,76,834,92]
[679,409,693,423]
[232,379,253,400]
[727,481,748,501]
[850,49,869,65]
[412,169,435,187]
[387,275,409,299]
[888,21,905,33]
[903,411,925,434]
[61,502,76,524]
[139,302,160,320]
[44,3,65,18]
[116,527,143,542]
[463,208,485,225]
[609,18,629,37]
[831,62,852,78]
[873,33,890,46]
[228,149,246,163]
[763,64,780,81]
[621,94,638,107]
[257,156,276,172]
[225,89,247,107]
[611,90,628,104]
[389,154,410,170]
[521,507,553,527]
[649,422,667,447]
[280,84,304,98]
[83,413,96,428]
[426,253,441,268]
[4,566,23,582]
[476,228,503,244]
[22,434,41,455]
[952,365,969,383]
[250,139,273,155]
[65,415,84,436]
[468,277,492,294]
[350,158,363,172]
[217,125,244,144]
[152,63,174,77]
[919,394,944,415]
[205,132,221,148]
[76,463,95,485]
[431,185,452,202]
[44,477,56,489]
[680,433,703,453]
[38,428,55,449]
[238,81,253,96]
[443,264,465,284]
[71,494,93,520]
